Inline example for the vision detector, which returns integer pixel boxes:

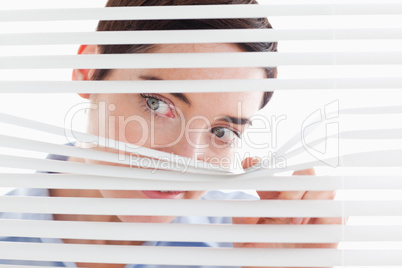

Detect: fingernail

[291,218,304,225]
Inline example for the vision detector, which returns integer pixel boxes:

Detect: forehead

[141,43,267,80]
[106,43,266,80]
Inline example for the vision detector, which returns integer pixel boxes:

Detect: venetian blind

[0,1,401,267]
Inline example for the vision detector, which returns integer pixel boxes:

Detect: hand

[232,157,342,268]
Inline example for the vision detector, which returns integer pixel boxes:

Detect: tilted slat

[0,155,225,182]
[0,112,234,174]
[0,134,224,175]
[1,173,402,191]
[1,196,401,217]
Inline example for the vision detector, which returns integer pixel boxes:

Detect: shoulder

[0,188,50,219]
[44,141,76,161]
[0,188,51,243]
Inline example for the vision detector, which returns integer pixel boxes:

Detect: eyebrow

[139,75,191,106]
[216,116,253,126]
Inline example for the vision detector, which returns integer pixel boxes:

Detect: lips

[141,190,185,199]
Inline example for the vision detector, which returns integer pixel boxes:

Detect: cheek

[148,119,185,147]
[110,114,149,145]
[108,113,185,148]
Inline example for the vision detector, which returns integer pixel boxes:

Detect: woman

[0,0,339,267]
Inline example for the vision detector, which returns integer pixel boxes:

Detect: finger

[269,169,316,201]
[290,168,316,224]
[311,215,349,225]
[241,156,261,169]
[256,189,307,225]
[310,216,343,225]
[303,190,336,200]
[270,169,316,224]
[233,216,291,225]
[256,168,316,199]
[302,190,338,224]
[292,168,316,176]
[257,168,315,224]
[256,168,312,199]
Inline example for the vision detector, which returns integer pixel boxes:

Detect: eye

[211,127,240,144]
[141,94,175,118]
[146,98,161,111]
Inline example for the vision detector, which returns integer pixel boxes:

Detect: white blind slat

[0,155,223,182]
[1,220,401,243]
[1,173,401,191]
[1,242,402,266]
[1,28,402,46]
[243,149,402,177]
[1,196,401,217]
[274,105,402,157]
[2,148,402,180]
[284,129,402,159]
[1,52,401,69]
[340,105,402,115]
[0,265,70,268]
[1,78,402,94]
[0,4,401,22]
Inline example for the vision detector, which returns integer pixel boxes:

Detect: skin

[51,43,339,268]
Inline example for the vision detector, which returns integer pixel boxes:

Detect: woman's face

[77,43,266,223]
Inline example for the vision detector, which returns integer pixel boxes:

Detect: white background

[0,0,402,259]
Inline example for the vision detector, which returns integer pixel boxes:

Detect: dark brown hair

[92,0,278,109]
